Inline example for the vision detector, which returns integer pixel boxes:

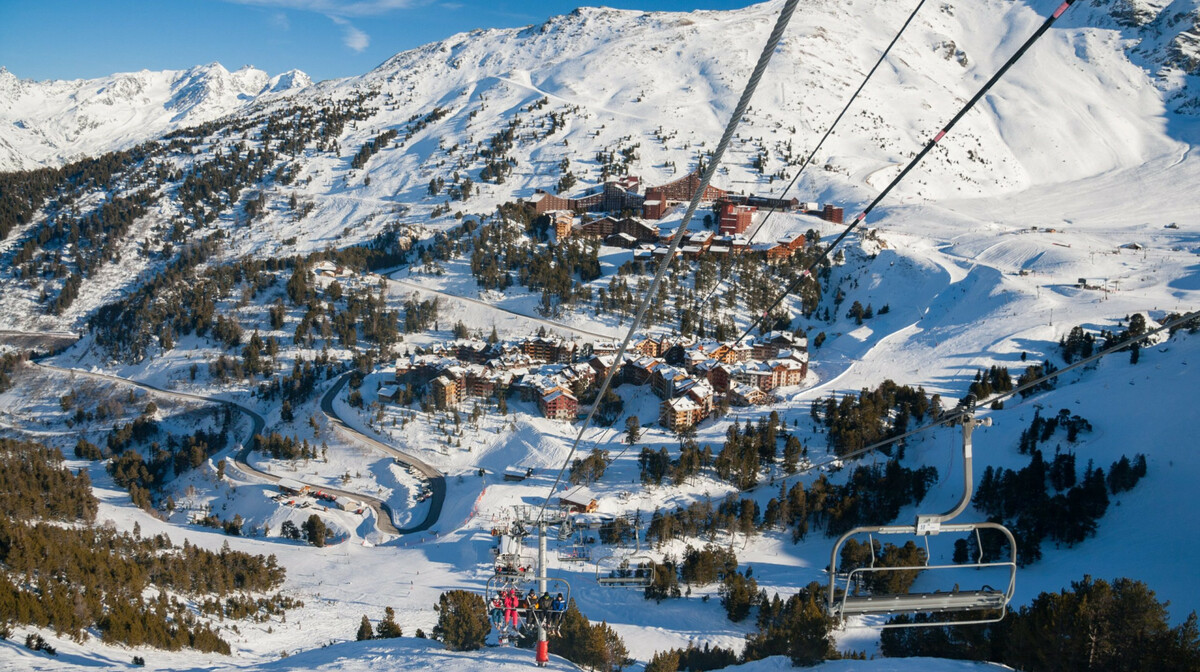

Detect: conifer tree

[356,615,374,641]
[303,514,327,547]
[376,607,402,638]
[432,590,489,651]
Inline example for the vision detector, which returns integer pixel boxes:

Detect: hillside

[1,0,1199,670]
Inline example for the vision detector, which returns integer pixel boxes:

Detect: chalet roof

[665,396,699,412]
[654,364,688,381]
[764,330,801,344]
[734,361,773,375]
[678,377,713,399]
[730,383,767,399]
[778,349,809,363]
[770,358,806,372]
[543,389,577,404]
[559,485,598,505]
[628,355,661,371]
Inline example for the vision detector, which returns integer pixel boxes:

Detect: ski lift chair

[558,543,592,563]
[826,411,1017,628]
[525,577,572,637]
[556,516,592,563]
[485,572,530,641]
[595,556,657,588]
[493,527,535,578]
[495,551,534,579]
[594,526,656,588]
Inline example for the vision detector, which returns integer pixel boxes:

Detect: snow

[2,0,1200,669]
[0,63,310,171]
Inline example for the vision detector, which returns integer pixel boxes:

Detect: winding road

[320,371,446,534]
[30,362,414,537]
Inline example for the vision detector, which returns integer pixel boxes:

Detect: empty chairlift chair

[595,523,656,588]
[826,409,1017,627]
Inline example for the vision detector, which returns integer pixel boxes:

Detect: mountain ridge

[0,62,312,171]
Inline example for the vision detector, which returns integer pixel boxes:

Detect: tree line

[0,438,98,522]
[644,458,936,549]
[881,575,1200,671]
[0,438,293,653]
[971,411,1146,566]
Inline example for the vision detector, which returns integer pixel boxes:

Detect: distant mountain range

[0,63,312,171]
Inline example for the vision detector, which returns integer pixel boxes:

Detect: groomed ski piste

[2,0,1199,669]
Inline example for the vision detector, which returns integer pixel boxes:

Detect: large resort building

[525,168,844,263]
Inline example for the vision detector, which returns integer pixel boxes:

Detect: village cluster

[531,169,843,263]
[378,330,809,432]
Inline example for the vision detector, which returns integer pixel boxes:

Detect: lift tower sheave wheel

[826,410,1018,628]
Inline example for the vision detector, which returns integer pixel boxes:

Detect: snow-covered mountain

[2,0,1197,331]
[2,2,1200,670]
[0,63,311,171]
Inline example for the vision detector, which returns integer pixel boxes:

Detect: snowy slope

[0,634,1014,672]
[2,0,1200,670]
[0,63,311,170]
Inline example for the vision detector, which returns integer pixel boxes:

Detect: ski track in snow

[2,0,1200,668]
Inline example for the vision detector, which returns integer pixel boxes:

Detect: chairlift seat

[597,575,652,587]
[839,589,1008,616]
[825,414,1018,629]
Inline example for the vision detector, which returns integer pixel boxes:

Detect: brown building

[615,217,659,243]
[703,362,732,392]
[552,211,574,241]
[540,389,578,420]
[521,336,576,363]
[623,356,661,385]
[729,383,769,406]
[531,191,573,214]
[643,198,668,220]
[770,358,807,388]
[429,375,463,410]
[605,232,639,248]
[710,342,753,364]
[650,365,689,399]
[579,215,619,238]
[647,169,728,203]
[534,181,645,215]
[765,233,806,262]
[641,169,729,219]
[718,202,757,235]
[660,395,704,432]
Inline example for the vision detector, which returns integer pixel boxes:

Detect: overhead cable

[535,0,804,522]
[730,0,1082,347]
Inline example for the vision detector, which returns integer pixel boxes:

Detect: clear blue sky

[0,0,762,83]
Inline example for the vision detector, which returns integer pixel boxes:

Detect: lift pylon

[486,505,573,665]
